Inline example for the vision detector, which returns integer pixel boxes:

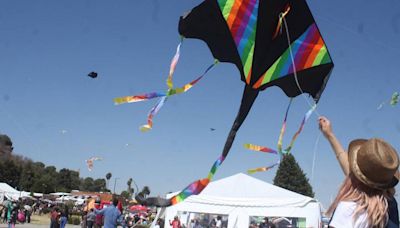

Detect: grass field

[30,214,51,225]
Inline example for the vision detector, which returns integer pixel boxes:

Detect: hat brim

[348,139,399,189]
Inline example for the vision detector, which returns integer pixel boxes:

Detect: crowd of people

[0,198,32,228]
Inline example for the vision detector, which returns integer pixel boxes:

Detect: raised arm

[318,116,349,175]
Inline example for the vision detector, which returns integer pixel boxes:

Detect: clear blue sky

[0,0,399,208]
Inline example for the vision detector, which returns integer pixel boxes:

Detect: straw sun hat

[348,138,400,190]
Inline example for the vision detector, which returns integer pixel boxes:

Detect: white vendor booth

[160,173,321,228]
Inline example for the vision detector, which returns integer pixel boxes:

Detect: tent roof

[0,183,18,194]
[201,173,311,199]
[168,173,315,207]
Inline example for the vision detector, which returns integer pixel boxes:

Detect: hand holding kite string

[86,157,102,171]
[113,40,218,132]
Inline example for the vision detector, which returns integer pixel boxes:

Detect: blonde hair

[327,173,390,227]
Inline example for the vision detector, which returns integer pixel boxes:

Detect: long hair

[327,173,390,227]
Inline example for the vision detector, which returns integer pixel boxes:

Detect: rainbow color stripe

[218,0,259,84]
[247,163,278,174]
[170,155,225,205]
[254,23,331,89]
[244,143,277,154]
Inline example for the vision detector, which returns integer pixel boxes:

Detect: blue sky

[0,0,399,208]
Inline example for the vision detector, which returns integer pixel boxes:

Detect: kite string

[311,133,321,185]
[282,17,321,117]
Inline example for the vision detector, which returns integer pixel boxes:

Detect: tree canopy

[273,153,314,198]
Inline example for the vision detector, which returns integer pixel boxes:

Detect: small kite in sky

[377,92,399,110]
[85,157,102,171]
[210,128,216,131]
[390,92,399,106]
[88,72,98,79]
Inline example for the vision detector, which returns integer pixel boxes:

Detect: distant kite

[377,92,399,110]
[86,157,102,171]
[88,72,98,79]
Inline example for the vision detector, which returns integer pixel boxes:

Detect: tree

[19,161,35,191]
[121,190,130,200]
[0,159,21,188]
[0,134,13,157]
[142,186,150,197]
[93,178,107,192]
[127,178,133,199]
[81,177,95,191]
[106,172,112,189]
[273,153,314,197]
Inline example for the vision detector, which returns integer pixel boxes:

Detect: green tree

[57,168,75,192]
[0,159,21,188]
[81,177,95,191]
[142,186,150,197]
[69,170,81,190]
[121,190,130,199]
[273,153,314,197]
[127,178,133,199]
[19,161,35,191]
[31,173,57,193]
[93,178,107,192]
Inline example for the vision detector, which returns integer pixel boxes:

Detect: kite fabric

[88,72,98,78]
[85,157,102,171]
[131,0,334,207]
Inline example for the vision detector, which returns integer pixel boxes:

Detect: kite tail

[113,92,166,105]
[135,155,225,207]
[247,163,279,175]
[134,85,257,207]
[222,85,259,158]
[140,96,168,132]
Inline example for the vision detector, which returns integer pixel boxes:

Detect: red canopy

[129,205,148,212]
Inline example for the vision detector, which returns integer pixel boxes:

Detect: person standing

[169,216,181,228]
[86,209,96,228]
[59,209,68,228]
[94,198,121,228]
[319,116,399,227]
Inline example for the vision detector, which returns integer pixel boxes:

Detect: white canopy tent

[161,173,321,228]
[0,183,34,202]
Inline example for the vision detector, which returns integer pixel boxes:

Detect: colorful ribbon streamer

[277,99,316,154]
[273,4,291,39]
[166,38,183,89]
[244,143,277,154]
[170,155,225,205]
[282,104,316,153]
[140,96,168,132]
[247,163,279,175]
[245,99,316,175]
[114,39,219,132]
[114,92,166,105]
